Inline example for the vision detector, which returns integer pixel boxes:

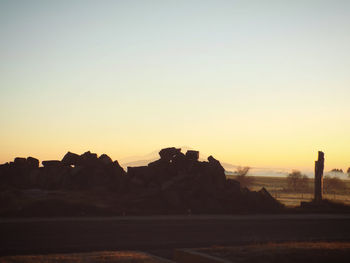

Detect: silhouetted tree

[287,170,309,192]
[234,166,254,188]
[347,167,350,177]
[324,175,346,194]
[331,168,343,173]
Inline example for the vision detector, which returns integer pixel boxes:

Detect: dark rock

[258,187,274,199]
[148,159,168,168]
[0,162,9,170]
[14,157,27,167]
[159,147,181,161]
[226,178,241,192]
[111,161,126,176]
[0,148,284,215]
[161,179,175,191]
[27,157,39,169]
[128,166,148,177]
[79,151,99,166]
[28,169,41,188]
[61,152,80,166]
[208,155,224,172]
[99,154,113,165]
[172,152,187,169]
[163,190,181,208]
[130,177,144,186]
[185,150,199,161]
[258,187,282,209]
[42,160,62,168]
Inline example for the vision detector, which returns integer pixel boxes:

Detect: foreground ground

[196,242,350,263]
[2,242,350,263]
[2,176,350,217]
[1,214,350,259]
[0,251,170,263]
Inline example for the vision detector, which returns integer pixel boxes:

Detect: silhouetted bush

[324,176,347,194]
[330,168,343,173]
[287,170,309,192]
[234,166,254,188]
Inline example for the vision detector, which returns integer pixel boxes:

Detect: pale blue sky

[1,0,349,170]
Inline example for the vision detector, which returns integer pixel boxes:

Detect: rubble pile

[0,147,283,214]
[0,151,125,191]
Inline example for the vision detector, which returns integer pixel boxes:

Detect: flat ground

[229,175,350,206]
[1,215,350,258]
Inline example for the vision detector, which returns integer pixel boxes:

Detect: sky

[0,0,349,172]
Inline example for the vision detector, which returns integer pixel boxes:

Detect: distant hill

[119,146,239,172]
[119,147,310,178]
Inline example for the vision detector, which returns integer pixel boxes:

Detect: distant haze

[119,147,348,178]
[1,1,349,171]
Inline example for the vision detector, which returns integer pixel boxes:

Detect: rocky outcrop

[0,147,283,214]
[123,148,282,213]
[0,151,126,191]
[61,152,80,166]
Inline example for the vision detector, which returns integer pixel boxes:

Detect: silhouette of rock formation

[0,147,283,214]
[0,151,125,191]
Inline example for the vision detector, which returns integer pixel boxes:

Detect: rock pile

[0,151,125,191]
[123,147,281,213]
[0,147,283,214]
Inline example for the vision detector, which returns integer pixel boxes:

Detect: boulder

[61,152,80,166]
[28,169,42,187]
[148,159,168,169]
[99,154,113,165]
[112,161,126,175]
[127,166,153,182]
[0,162,9,170]
[208,155,224,171]
[79,151,99,166]
[172,151,187,168]
[14,157,27,167]
[185,150,199,161]
[258,187,282,209]
[42,160,62,168]
[159,147,181,161]
[27,157,39,169]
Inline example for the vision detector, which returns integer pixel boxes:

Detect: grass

[229,175,350,207]
[197,242,350,263]
[0,251,168,263]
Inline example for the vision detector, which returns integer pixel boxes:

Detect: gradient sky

[1,0,349,172]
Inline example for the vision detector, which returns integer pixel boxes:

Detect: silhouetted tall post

[314,151,324,203]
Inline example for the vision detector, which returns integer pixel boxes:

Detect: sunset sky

[1,0,349,172]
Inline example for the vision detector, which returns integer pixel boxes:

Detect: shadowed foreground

[1,214,350,257]
[0,251,168,263]
[196,242,350,263]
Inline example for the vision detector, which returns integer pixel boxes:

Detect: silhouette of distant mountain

[119,147,305,177]
[119,146,240,171]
